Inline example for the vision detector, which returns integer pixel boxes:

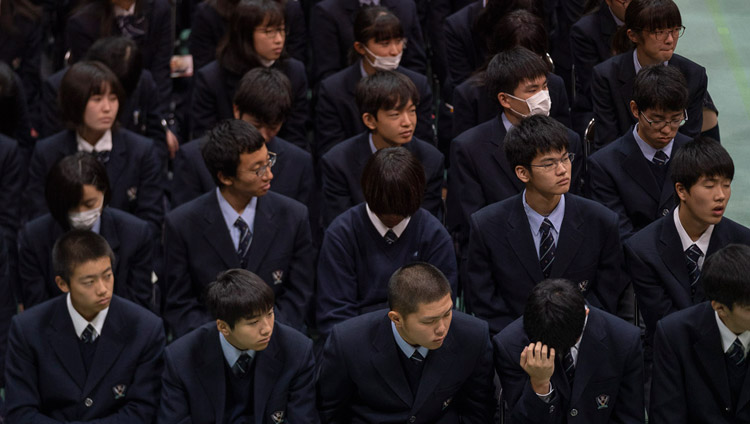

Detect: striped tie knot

[728,338,746,367]
[539,218,556,278]
[234,217,252,268]
[652,150,669,165]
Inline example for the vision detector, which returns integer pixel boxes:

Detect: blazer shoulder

[567,194,617,220]
[165,322,217,361]
[657,302,712,336]
[473,193,522,224]
[273,322,314,354]
[262,190,309,218]
[273,137,312,161]
[331,309,387,341]
[321,133,363,161]
[111,295,162,326]
[450,311,490,341]
[625,215,666,248]
[117,128,154,148]
[398,66,429,85]
[670,54,707,76]
[591,307,640,340]
[589,132,630,162]
[168,191,215,222]
[718,217,750,241]
[411,137,444,162]
[106,208,150,230]
[454,118,496,144]
[593,51,630,75]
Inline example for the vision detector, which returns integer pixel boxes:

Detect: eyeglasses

[254,152,276,177]
[644,26,685,41]
[256,26,286,38]
[529,153,575,172]
[639,110,687,130]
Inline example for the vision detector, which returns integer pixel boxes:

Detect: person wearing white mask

[17,152,156,312]
[314,6,435,159]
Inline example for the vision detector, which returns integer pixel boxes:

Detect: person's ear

[217,171,233,187]
[630,100,639,120]
[362,112,378,131]
[55,276,70,293]
[626,28,640,45]
[353,41,367,57]
[712,300,730,317]
[675,182,688,202]
[388,310,403,327]
[232,104,241,120]
[216,319,231,336]
[515,165,531,183]
[497,92,512,110]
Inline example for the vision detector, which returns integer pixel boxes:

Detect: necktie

[410,350,424,364]
[563,348,576,384]
[94,150,110,164]
[539,218,555,278]
[116,14,147,39]
[81,324,96,343]
[685,244,703,300]
[359,0,380,5]
[233,353,253,378]
[234,217,252,268]
[652,150,669,165]
[727,338,746,367]
[384,229,398,245]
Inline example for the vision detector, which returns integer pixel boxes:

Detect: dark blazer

[466,193,624,334]
[190,59,309,149]
[0,14,42,113]
[570,3,618,135]
[163,190,315,336]
[316,309,496,423]
[651,302,750,422]
[189,0,308,71]
[25,129,164,232]
[624,210,750,341]
[4,295,165,422]
[66,0,173,103]
[591,52,707,149]
[18,208,155,310]
[494,307,644,424]
[310,0,427,83]
[320,132,444,226]
[451,72,572,139]
[447,116,583,248]
[157,321,319,424]
[314,63,435,158]
[588,129,691,240]
[0,235,14,388]
[443,1,484,92]
[0,134,21,246]
[171,135,314,208]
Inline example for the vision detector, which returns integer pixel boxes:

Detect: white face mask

[69,206,102,230]
[506,90,552,118]
[363,45,402,71]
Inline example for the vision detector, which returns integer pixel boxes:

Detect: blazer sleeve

[570,21,600,117]
[0,237,13,388]
[446,137,483,247]
[126,219,158,311]
[588,156,636,240]
[591,64,619,150]
[148,0,174,106]
[320,155,354,227]
[456,330,496,423]
[415,79,435,144]
[611,329,646,423]
[421,151,445,220]
[624,240,675,338]
[286,338,320,423]
[310,5,345,83]
[315,325,355,424]
[38,77,63,139]
[399,6,428,77]
[649,321,687,422]
[171,146,207,208]
[422,224,459,295]
[17,226,51,308]
[285,0,308,64]
[188,9,219,72]
[450,83,478,139]
[315,228,359,337]
[314,81,349,159]
[133,139,165,234]
[278,61,310,150]
[680,66,707,139]
[156,348,194,424]
[189,68,219,139]
[443,18,474,88]
[24,144,52,221]
[0,139,21,240]
[591,210,625,313]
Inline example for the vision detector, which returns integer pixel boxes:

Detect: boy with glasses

[163,119,315,337]
[466,115,624,335]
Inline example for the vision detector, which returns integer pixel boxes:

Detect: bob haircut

[217,0,286,75]
[58,61,125,129]
[361,147,425,217]
[46,152,111,231]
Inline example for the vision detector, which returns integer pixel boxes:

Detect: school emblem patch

[442,397,453,410]
[272,270,284,285]
[579,280,589,293]
[112,384,127,400]
[596,394,610,410]
[127,187,138,201]
[271,410,285,423]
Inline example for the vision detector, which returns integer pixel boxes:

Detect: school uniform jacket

[157,322,319,424]
[443,1,484,92]
[316,309,495,423]
[4,295,165,423]
[163,190,315,337]
[0,134,21,247]
[466,193,624,334]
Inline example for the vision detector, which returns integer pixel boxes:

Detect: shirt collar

[391,321,430,359]
[66,293,109,340]
[608,6,624,26]
[359,59,369,79]
[260,58,276,68]
[368,132,378,154]
[77,129,113,153]
[114,2,135,16]
[359,0,380,6]
[632,124,674,161]
[365,203,411,238]
[715,311,750,354]
[633,49,668,74]
[522,189,565,237]
[219,331,256,368]
[673,205,714,256]
[569,306,589,365]
[483,0,488,6]
[500,112,513,132]
[216,187,258,233]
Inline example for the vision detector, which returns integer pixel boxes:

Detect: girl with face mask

[18,152,156,311]
[314,6,435,158]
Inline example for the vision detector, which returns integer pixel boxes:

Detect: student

[494,279,644,423]
[19,152,155,310]
[26,61,164,233]
[66,0,173,104]
[190,0,309,148]
[0,0,42,116]
[163,119,314,337]
[448,47,583,252]
[316,147,457,337]
[317,262,495,423]
[589,65,692,241]
[466,115,623,335]
[651,244,750,422]
[625,137,750,344]
[320,70,443,227]
[309,0,427,83]
[190,0,307,70]
[172,67,314,208]
[157,269,318,423]
[4,230,165,422]
[591,0,706,149]
[315,6,434,157]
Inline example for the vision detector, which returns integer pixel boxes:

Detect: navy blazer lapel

[658,213,690,290]
[48,296,87,390]
[411,333,455,415]
[693,305,732,409]
[83,297,128,395]
[106,129,129,190]
[705,218,731,258]
[99,209,121,253]
[253,331,283,424]
[202,193,241,269]
[570,309,607,404]
[371,315,413,406]
[197,326,227,423]
[621,132,661,202]
[506,196,545,282]
[490,118,523,191]
[245,195,278,272]
[552,195,585,277]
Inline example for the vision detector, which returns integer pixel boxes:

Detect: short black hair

[349,6,404,63]
[523,279,587,353]
[355,70,419,118]
[388,262,452,317]
[46,152,111,231]
[217,0,286,75]
[504,114,569,169]
[671,136,734,192]
[59,61,125,128]
[52,229,115,283]
[361,147,425,217]
[206,269,275,329]
[202,119,266,187]
[85,36,143,96]
[474,0,541,50]
[487,10,549,57]
[486,46,550,105]
[702,244,750,310]
[233,67,292,127]
[632,65,688,113]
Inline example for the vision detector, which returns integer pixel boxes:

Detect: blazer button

[726,407,731,412]
[549,405,555,413]
[662,208,669,216]
[84,397,94,407]
[570,408,578,417]
[409,416,416,423]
